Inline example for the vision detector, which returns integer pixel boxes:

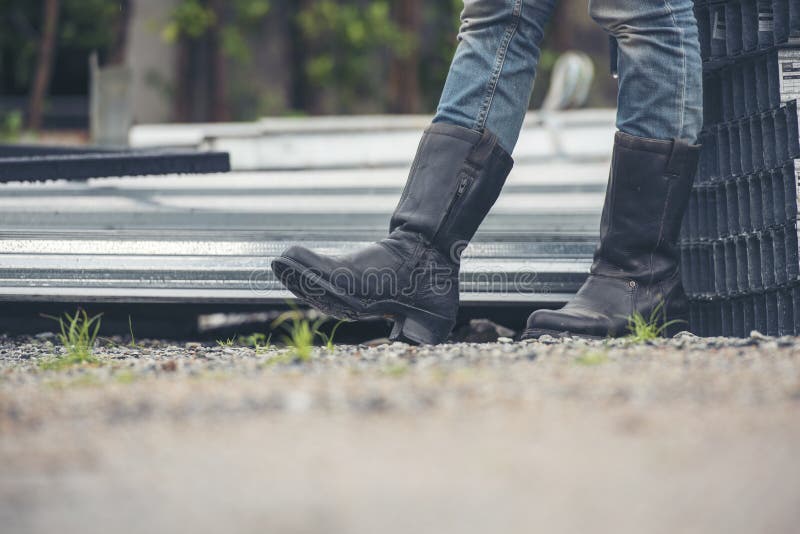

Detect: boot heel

[390,311,453,345]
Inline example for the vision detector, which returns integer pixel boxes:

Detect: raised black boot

[271,123,513,345]
[523,132,700,340]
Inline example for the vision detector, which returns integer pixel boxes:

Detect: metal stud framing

[683,0,800,335]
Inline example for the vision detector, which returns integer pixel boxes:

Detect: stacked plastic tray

[681,0,800,336]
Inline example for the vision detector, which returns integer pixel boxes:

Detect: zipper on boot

[432,171,474,245]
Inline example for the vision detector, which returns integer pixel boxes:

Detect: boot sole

[521,317,688,341]
[271,256,454,345]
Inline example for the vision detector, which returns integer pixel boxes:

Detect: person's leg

[435,0,558,153]
[594,0,703,142]
[274,1,555,345]
[524,0,703,339]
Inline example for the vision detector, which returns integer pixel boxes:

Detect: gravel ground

[1,331,799,534]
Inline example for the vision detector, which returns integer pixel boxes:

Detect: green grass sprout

[272,310,326,362]
[39,310,103,370]
[241,332,273,353]
[625,301,685,343]
[128,315,137,347]
[317,319,346,351]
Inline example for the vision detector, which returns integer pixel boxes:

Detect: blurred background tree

[0,0,614,130]
[0,0,128,131]
[162,0,271,121]
[294,0,413,114]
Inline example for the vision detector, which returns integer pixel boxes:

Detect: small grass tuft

[269,304,347,363]
[317,319,346,351]
[39,310,102,370]
[625,301,685,343]
[128,315,137,348]
[240,332,273,353]
[272,311,325,362]
[216,337,236,347]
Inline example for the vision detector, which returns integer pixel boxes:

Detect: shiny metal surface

[1,112,614,305]
[0,230,595,303]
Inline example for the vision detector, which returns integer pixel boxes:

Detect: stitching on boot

[392,132,430,230]
[650,179,676,286]
[597,145,618,265]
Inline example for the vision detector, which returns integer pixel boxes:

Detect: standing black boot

[271,123,513,345]
[523,132,700,340]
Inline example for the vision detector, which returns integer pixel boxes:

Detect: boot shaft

[390,123,513,262]
[593,132,701,281]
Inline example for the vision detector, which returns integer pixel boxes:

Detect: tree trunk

[28,0,60,131]
[174,38,192,122]
[388,0,422,114]
[108,0,132,66]
[549,0,572,51]
[288,0,320,114]
[208,0,229,121]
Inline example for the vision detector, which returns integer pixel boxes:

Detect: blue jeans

[434,0,703,153]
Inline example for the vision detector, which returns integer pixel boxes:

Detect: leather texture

[273,122,513,344]
[523,131,700,339]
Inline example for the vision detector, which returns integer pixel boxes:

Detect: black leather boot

[271,123,513,345]
[522,132,700,340]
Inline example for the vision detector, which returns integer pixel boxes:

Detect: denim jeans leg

[434,0,558,153]
[589,0,703,143]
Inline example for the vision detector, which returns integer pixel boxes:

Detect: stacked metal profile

[682,0,800,335]
[0,111,616,307]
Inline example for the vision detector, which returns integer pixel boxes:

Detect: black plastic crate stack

[682,0,800,336]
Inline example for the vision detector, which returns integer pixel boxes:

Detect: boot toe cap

[276,245,340,274]
[524,308,615,339]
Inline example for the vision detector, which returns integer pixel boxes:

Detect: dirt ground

[1,333,799,534]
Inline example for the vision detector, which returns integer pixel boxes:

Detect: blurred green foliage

[418,0,462,109]
[221,0,272,62]
[162,0,217,42]
[0,0,611,123]
[59,0,122,50]
[0,0,126,101]
[0,109,23,141]
[296,0,413,111]
[0,0,124,88]
[163,0,271,62]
